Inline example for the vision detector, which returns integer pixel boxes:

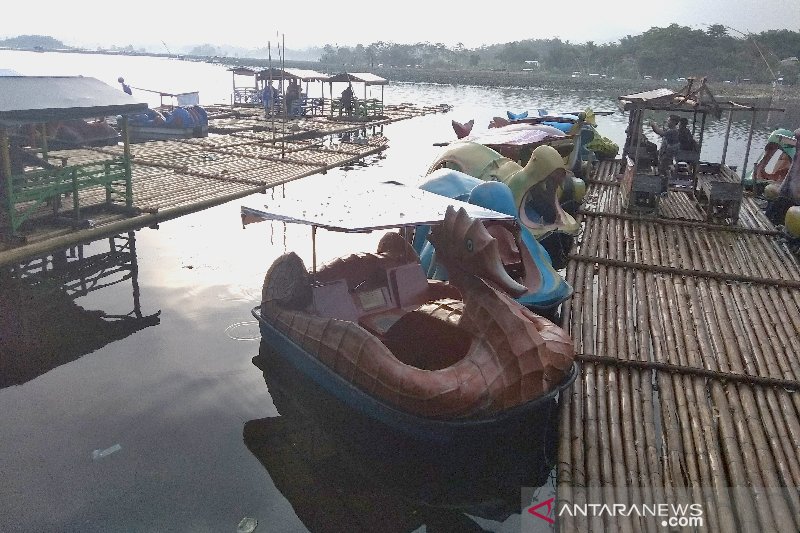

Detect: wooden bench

[297,97,323,116]
[330,97,355,117]
[354,98,384,118]
[3,157,133,236]
[233,88,261,105]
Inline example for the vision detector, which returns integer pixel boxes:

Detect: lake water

[0,50,782,532]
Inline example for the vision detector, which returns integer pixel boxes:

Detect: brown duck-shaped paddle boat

[250,199,576,441]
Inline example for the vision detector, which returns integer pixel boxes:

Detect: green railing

[3,157,132,236]
[330,98,384,118]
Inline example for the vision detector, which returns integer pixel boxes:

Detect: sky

[2,0,799,51]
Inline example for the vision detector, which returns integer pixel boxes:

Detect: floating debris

[91,443,122,460]
[236,517,258,533]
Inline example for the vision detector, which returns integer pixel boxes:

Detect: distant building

[524,60,540,69]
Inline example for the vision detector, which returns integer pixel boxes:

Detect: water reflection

[245,340,560,532]
[0,231,161,388]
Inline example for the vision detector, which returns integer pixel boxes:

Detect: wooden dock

[0,103,449,266]
[557,159,800,531]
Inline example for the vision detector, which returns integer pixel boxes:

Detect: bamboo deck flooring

[0,103,446,265]
[557,159,800,531]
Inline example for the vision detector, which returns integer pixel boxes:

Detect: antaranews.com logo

[526,497,704,528]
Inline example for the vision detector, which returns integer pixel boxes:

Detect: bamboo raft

[557,159,800,531]
[0,103,448,266]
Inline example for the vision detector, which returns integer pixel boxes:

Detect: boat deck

[557,159,800,531]
[0,103,448,266]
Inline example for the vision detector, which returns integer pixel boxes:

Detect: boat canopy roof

[228,66,259,76]
[462,126,562,147]
[241,181,513,232]
[619,78,724,118]
[0,76,148,126]
[327,72,388,85]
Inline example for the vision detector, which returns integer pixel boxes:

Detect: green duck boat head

[427,142,579,239]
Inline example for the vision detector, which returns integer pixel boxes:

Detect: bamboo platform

[557,159,800,531]
[0,103,448,266]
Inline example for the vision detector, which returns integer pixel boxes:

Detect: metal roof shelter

[228,67,331,105]
[1,76,147,238]
[0,76,148,125]
[326,72,388,110]
[619,77,784,180]
[254,67,332,115]
[257,67,330,83]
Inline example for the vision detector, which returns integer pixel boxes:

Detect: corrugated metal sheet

[327,72,388,85]
[0,76,148,124]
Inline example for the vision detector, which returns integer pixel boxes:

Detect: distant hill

[0,34,69,50]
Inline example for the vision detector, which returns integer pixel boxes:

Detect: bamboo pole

[697,281,775,531]
[652,226,704,510]
[713,283,796,530]
[558,258,578,532]
[727,284,800,521]
[625,270,658,533]
[595,216,620,530]
[684,279,754,530]
[605,224,634,533]
[567,254,800,290]
[640,223,682,509]
[670,279,735,532]
[740,107,758,178]
[579,218,603,533]
[571,259,589,533]
[720,109,734,165]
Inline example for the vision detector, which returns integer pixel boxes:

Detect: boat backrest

[312,280,360,321]
[387,262,430,308]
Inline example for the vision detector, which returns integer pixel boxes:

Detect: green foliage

[316,24,799,84]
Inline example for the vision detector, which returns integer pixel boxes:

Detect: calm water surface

[0,51,779,532]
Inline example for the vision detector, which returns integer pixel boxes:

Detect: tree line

[318,24,800,84]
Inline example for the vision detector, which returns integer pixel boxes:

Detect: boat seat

[359,308,407,337]
[358,263,431,337]
[675,149,700,163]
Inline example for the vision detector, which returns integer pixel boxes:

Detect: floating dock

[557,159,800,531]
[0,103,449,266]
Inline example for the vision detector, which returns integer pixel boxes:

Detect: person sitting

[624,123,659,168]
[340,83,355,116]
[677,117,699,153]
[649,115,680,176]
[284,80,301,116]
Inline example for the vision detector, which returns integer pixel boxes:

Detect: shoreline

[4,47,798,122]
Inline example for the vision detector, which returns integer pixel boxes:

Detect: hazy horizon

[2,0,798,52]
